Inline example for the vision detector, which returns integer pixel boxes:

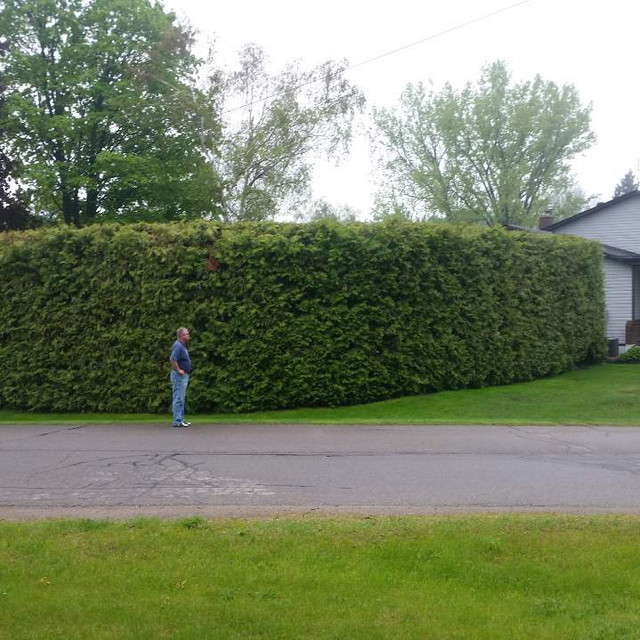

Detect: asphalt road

[2,423,640,519]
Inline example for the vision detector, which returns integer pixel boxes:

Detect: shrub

[617,346,640,363]
[0,221,605,412]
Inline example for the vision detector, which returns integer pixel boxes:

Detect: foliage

[1,3,364,225]
[550,186,595,221]
[207,44,365,221]
[371,61,595,226]
[0,156,33,230]
[616,345,640,363]
[0,38,33,231]
[0,0,220,226]
[613,170,639,198]
[296,198,359,222]
[0,221,605,413]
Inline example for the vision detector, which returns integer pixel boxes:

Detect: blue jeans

[171,371,190,425]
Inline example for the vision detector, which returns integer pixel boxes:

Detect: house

[543,190,640,347]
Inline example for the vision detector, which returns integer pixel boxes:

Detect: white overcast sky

[166,0,640,217]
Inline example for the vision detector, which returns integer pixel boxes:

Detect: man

[170,327,192,428]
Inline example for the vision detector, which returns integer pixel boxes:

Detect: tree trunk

[85,187,99,222]
[62,189,73,226]
[72,190,81,227]
[62,187,81,227]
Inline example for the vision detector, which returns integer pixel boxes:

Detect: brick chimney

[538,208,555,230]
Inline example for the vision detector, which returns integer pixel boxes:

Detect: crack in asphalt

[0,424,91,444]
[532,454,640,476]
[24,453,149,481]
[9,451,281,505]
[36,424,89,436]
[506,426,599,453]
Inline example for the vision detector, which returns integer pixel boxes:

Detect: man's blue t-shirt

[170,340,192,373]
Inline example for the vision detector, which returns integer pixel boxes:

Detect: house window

[634,266,640,320]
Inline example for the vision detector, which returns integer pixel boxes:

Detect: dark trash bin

[608,338,619,357]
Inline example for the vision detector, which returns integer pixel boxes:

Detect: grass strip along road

[1,363,638,426]
[1,515,639,639]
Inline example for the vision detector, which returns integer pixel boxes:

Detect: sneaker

[173,422,190,428]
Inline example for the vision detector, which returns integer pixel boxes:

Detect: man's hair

[176,327,189,339]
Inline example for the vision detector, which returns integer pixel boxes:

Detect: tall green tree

[371,61,595,226]
[206,44,364,221]
[0,0,220,225]
[613,170,639,198]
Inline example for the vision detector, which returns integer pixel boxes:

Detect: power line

[224,0,533,115]
[346,0,532,72]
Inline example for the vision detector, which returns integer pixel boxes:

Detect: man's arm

[170,359,185,375]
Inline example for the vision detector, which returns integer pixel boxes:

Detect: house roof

[602,244,640,264]
[503,221,640,263]
[544,190,640,231]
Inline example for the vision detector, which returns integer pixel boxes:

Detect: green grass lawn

[1,515,639,639]
[1,363,639,425]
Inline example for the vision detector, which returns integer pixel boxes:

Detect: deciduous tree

[371,61,595,226]
[207,44,364,221]
[0,0,220,225]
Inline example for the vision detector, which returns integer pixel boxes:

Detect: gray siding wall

[553,198,640,252]
[551,196,640,342]
[603,257,632,342]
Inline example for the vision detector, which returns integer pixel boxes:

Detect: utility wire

[346,0,532,72]
[224,0,533,114]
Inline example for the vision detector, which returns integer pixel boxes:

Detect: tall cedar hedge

[0,221,605,413]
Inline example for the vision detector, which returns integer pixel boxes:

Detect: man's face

[180,330,191,343]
